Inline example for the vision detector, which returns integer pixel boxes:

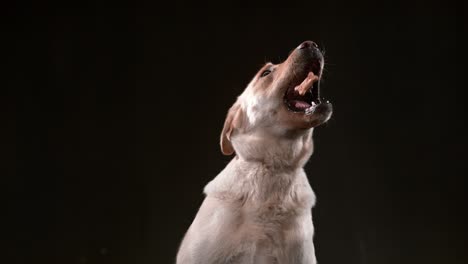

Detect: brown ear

[220,102,244,155]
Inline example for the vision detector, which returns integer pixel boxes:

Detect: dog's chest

[251,201,296,226]
[235,199,304,258]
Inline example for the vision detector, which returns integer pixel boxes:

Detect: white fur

[177,159,317,264]
[177,47,329,264]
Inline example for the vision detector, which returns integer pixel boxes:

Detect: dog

[176,40,333,264]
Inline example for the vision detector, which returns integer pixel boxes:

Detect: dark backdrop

[4,2,465,264]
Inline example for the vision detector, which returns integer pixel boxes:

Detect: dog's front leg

[176,197,245,264]
[281,213,317,264]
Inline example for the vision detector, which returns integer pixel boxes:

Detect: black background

[4,2,466,264]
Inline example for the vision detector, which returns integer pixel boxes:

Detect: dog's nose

[297,41,319,50]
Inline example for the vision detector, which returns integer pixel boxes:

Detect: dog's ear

[220,102,244,156]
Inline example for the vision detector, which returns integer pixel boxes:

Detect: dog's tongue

[291,100,311,110]
[294,71,319,95]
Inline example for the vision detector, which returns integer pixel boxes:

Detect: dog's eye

[260,70,271,77]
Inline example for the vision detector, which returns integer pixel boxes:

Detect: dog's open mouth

[284,69,322,114]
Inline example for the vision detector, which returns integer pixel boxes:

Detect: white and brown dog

[177,41,333,264]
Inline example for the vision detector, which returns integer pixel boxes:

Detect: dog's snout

[291,40,323,65]
[297,41,319,50]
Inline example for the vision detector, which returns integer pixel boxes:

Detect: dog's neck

[232,128,314,169]
[205,129,315,203]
